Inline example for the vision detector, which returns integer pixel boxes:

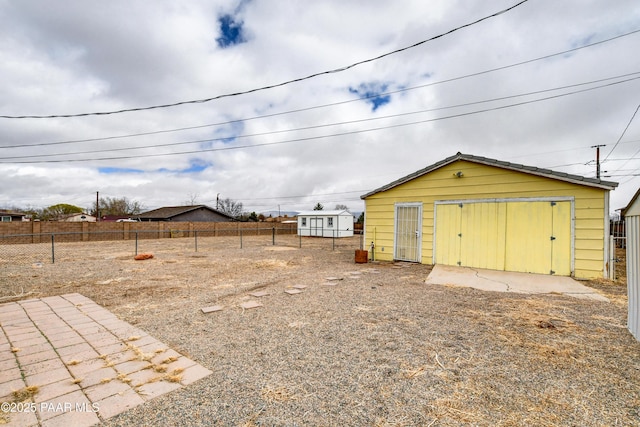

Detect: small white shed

[297,210,354,238]
[623,188,640,341]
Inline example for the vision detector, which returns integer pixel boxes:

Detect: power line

[2,73,638,164]
[237,190,368,202]
[603,102,640,164]
[2,75,638,163]
[4,71,638,161]
[4,26,639,149]
[0,1,530,120]
[602,102,640,184]
[3,73,639,161]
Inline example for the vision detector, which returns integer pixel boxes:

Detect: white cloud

[1,0,640,214]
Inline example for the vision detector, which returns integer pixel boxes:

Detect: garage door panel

[434,204,460,266]
[460,202,506,270]
[551,201,572,275]
[435,200,572,276]
[505,202,552,274]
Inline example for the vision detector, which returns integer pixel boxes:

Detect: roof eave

[361,152,618,199]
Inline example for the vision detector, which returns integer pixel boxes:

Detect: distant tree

[335,204,349,211]
[184,193,199,205]
[92,197,143,217]
[248,212,258,222]
[218,197,244,219]
[313,203,324,211]
[19,206,40,221]
[0,205,23,213]
[357,212,365,224]
[258,213,266,222]
[41,204,83,221]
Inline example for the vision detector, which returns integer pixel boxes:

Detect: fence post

[299,232,302,248]
[240,229,243,249]
[272,227,275,245]
[51,234,55,264]
[332,230,335,251]
[135,232,138,255]
[195,230,198,252]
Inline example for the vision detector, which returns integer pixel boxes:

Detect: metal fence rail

[0,229,362,265]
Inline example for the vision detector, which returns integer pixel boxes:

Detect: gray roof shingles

[139,205,233,220]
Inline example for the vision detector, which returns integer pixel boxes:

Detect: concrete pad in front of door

[425,264,609,302]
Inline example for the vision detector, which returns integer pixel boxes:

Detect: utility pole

[591,144,606,179]
[96,191,100,222]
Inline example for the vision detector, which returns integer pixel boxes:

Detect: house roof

[0,210,25,217]
[139,205,234,220]
[59,213,95,220]
[297,210,353,216]
[361,152,619,199]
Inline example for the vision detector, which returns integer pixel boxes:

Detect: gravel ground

[1,236,639,426]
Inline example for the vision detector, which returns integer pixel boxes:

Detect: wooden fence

[0,221,297,244]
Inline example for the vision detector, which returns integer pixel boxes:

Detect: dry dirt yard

[1,236,639,426]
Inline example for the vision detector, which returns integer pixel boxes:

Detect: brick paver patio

[0,293,211,426]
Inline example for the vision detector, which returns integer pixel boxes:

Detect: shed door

[310,217,323,237]
[435,200,571,275]
[394,204,422,262]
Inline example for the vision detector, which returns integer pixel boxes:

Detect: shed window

[1,216,11,222]
[328,218,334,227]
[301,218,307,226]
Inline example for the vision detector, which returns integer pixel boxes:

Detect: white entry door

[394,203,422,262]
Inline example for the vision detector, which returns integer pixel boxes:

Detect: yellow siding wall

[364,160,608,278]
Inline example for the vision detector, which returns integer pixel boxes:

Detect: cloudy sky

[1,0,639,215]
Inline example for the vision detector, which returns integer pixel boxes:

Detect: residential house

[138,205,235,222]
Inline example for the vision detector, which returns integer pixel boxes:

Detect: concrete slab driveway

[425,264,609,302]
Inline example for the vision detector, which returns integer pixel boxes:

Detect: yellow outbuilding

[361,153,618,279]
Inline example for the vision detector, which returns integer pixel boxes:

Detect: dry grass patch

[117,373,132,384]
[0,386,40,424]
[166,374,183,383]
[261,385,296,402]
[427,390,483,424]
[402,365,427,379]
[11,385,39,402]
[253,259,292,269]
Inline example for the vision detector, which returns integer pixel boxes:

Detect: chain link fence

[0,229,364,265]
